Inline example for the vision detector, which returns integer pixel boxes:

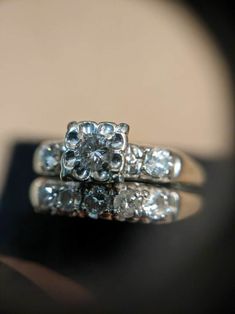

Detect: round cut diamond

[82,185,112,219]
[62,121,128,182]
[73,133,111,180]
[40,144,60,172]
[143,149,173,178]
[38,185,57,209]
[57,183,81,212]
[57,189,74,209]
[143,190,178,220]
[38,181,82,213]
[113,189,142,219]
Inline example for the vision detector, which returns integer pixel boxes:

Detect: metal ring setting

[33,121,205,185]
[30,178,202,224]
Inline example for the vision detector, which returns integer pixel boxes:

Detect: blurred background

[0,0,235,314]
[0,0,234,189]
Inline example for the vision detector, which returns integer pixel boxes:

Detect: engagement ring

[33,121,205,185]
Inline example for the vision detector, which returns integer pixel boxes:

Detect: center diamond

[61,121,129,182]
[74,134,110,179]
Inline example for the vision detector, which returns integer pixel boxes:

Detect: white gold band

[30,178,202,224]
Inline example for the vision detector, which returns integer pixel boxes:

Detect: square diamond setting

[60,121,129,182]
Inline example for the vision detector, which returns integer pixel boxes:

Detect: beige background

[0,0,233,187]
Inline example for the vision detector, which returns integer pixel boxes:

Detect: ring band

[30,178,202,224]
[33,121,205,185]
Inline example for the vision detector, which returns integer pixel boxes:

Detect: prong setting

[30,179,182,223]
[61,121,129,182]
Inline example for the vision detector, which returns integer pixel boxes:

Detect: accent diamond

[38,185,57,210]
[143,190,179,220]
[39,143,61,173]
[143,148,173,178]
[57,183,81,212]
[38,181,81,213]
[113,189,143,219]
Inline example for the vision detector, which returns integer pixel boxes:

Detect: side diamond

[38,181,81,213]
[38,184,58,210]
[113,189,143,220]
[143,190,179,220]
[38,143,62,173]
[57,182,82,212]
[143,148,173,178]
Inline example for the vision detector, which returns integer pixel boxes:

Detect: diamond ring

[33,121,205,185]
[30,178,202,224]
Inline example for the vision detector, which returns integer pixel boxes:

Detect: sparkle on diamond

[143,189,179,220]
[61,121,129,182]
[113,189,142,219]
[39,144,61,172]
[38,181,82,213]
[143,148,173,178]
[82,184,114,219]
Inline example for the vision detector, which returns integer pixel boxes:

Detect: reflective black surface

[0,142,234,314]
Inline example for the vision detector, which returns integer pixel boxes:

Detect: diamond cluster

[61,121,129,182]
[32,179,179,223]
